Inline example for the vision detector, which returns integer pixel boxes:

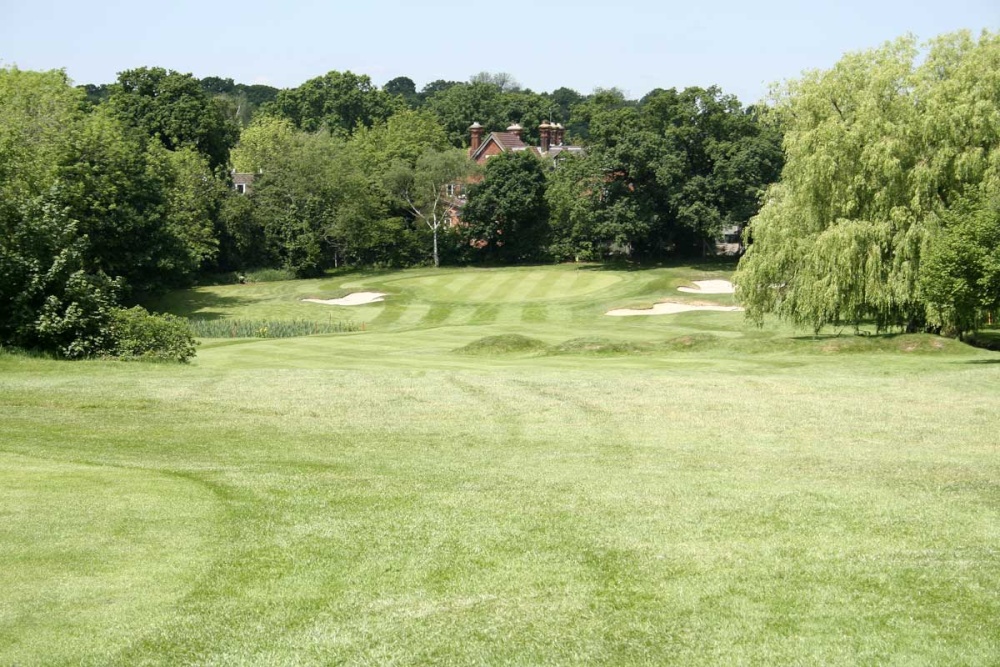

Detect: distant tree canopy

[544,85,782,260]
[107,67,239,170]
[264,70,400,135]
[733,30,1000,337]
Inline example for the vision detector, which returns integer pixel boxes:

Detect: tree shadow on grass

[574,257,740,272]
[144,290,259,321]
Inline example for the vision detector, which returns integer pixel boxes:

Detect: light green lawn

[2,263,999,665]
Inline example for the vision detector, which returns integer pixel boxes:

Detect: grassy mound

[797,333,968,355]
[660,333,721,351]
[455,334,550,355]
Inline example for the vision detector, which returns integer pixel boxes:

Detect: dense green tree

[54,110,191,296]
[919,192,1000,338]
[0,68,196,359]
[384,76,419,107]
[461,151,550,262]
[425,81,504,146]
[265,70,399,135]
[734,30,1000,334]
[350,109,450,169]
[199,76,237,95]
[79,82,111,106]
[546,154,611,260]
[161,146,228,271]
[249,131,393,274]
[106,67,238,169]
[545,87,585,129]
[231,115,298,173]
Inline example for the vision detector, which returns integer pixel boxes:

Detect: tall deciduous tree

[384,149,474,267]
[461,151,550,262]
[734,30,1000,334]
[265,70,399,135]
[107,67,238,170]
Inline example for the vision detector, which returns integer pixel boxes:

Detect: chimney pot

[469,121,484,154]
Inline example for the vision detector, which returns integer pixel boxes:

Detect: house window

[446,183,456,196]
[235,183,246,194]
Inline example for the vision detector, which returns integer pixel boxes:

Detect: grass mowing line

[392,303,433,329]
[518,270,552,300]
[481,270,529,303]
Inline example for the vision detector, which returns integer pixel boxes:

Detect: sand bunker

[302,292,386,306]
[607,302,744,317]
[677,279,735,294]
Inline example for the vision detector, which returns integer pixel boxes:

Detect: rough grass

[2,263,999,666]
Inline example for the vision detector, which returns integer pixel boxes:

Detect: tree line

[9,30,992,360]
[2,63,783,359]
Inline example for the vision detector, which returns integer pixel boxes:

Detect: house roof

[471,131,530,161]
[470,127,585,162]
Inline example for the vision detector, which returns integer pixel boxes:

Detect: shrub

[108,307,198,362]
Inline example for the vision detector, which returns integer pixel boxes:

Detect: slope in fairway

[2,264,999,665]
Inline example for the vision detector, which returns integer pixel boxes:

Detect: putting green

[386,268,623,303]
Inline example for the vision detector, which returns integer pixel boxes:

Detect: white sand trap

[607,302,744,316]
[302,292,386,306]
[677,279,735,294]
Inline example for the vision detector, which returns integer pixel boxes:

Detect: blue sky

[1,0,997,103]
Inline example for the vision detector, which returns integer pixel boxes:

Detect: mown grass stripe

[420,304,453,326]
[481,272,523,302]
[470,304,500,325]
[371,305,404,328]
[393,303,432,329]
[438,273,480,299]
[519,271,551,300]
[554,269,589,300]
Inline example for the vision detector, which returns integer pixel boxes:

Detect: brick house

[468,121,584,165]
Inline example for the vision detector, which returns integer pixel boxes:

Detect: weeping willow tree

[734,30,1000,334]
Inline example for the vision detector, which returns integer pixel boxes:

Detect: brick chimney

[506,123,524,140]
[539,121,552,153]
[469,122,484,155]
[553,123,564,146]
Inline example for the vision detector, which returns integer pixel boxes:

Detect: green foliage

[383,76,419,107]
[424,82,558,146]
[214,192,271,272]
[461,151,550,262]
[384,148,475,266]
[107,306,197,362]
[919,193,1000,337]
[107,67,238,169]
[230,115,297,173]
[545,154,608,261]
[735,30,1000,334]
[350,109,450,169]
[265,70,400,135]
[54,109,194,295]
[187,317,358,338]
